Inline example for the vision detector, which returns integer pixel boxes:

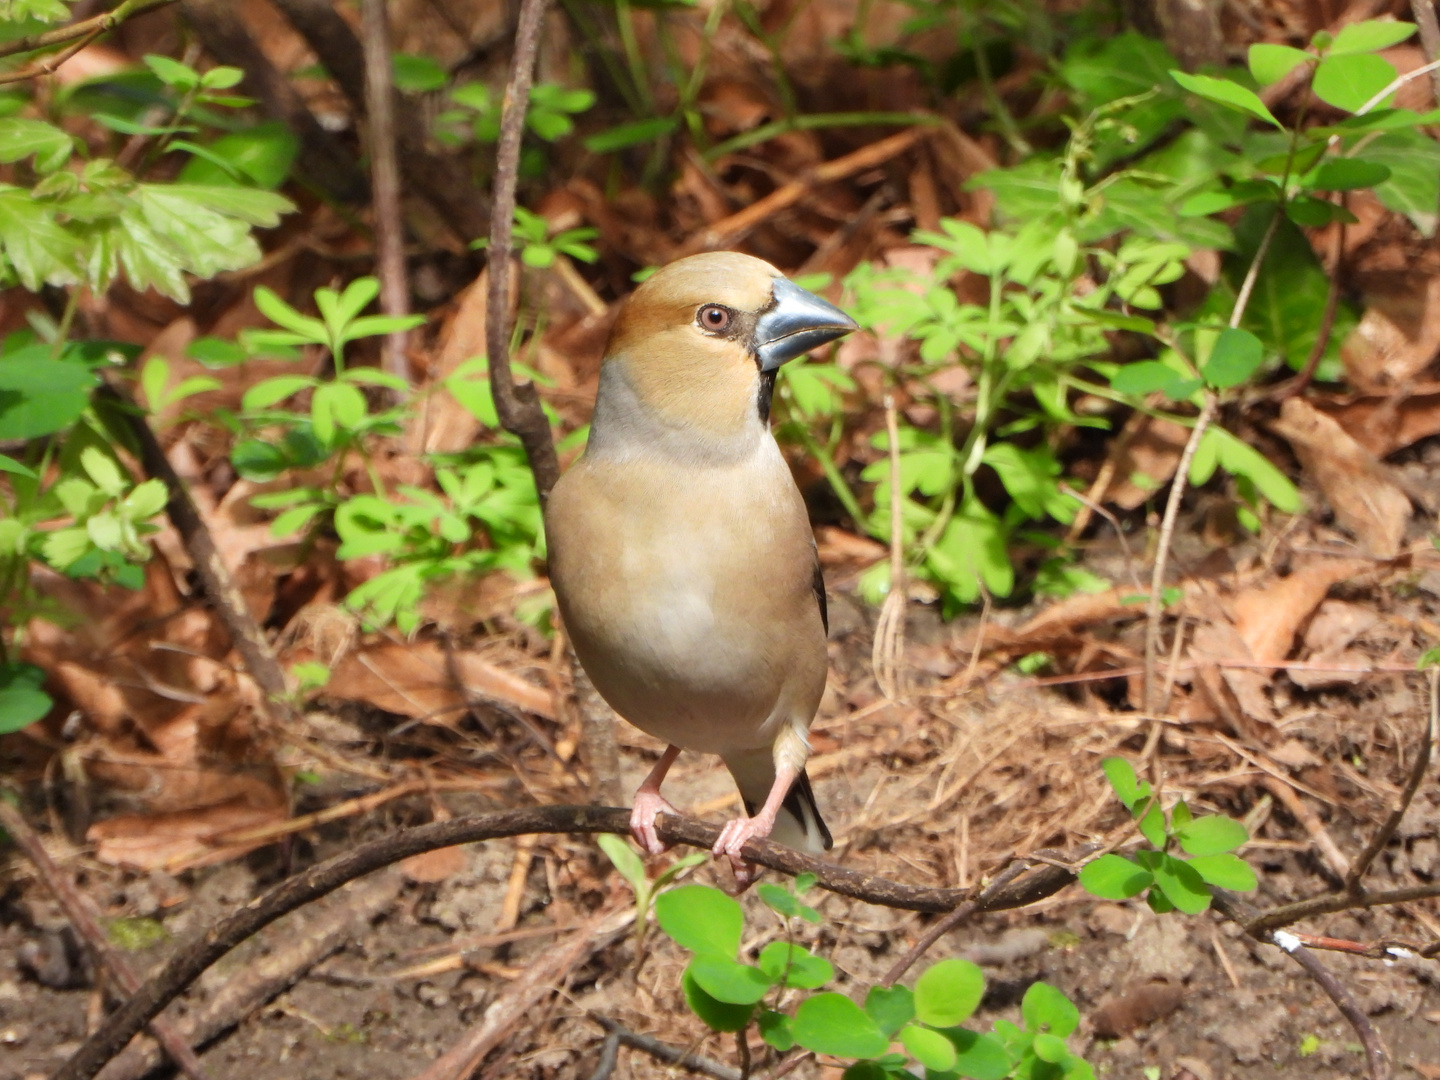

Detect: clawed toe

[630,792,680,856]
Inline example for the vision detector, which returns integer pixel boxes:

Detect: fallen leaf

[1316,384,1440,458]
[1091,980,1186,1038]
[1232,560,1370,662]
[88,798,286,872]
[401,845,469,884]
[329,640,556,723]
[1341,275,1440,390]
[1108,416,1191,510]
[1271,398,1411,557]
[1190,620,1275,731]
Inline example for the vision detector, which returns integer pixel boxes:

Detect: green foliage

[598,835,707,949]
[1079,757,1257,914]
[652,878,1092,1078]
[473,207,599,268]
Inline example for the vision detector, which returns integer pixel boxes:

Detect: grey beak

[754,277,859,373]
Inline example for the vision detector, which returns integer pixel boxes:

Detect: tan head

[593,252,856,450]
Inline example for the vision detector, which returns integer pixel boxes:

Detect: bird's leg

[713,760,801,887]
[630,744,682,855]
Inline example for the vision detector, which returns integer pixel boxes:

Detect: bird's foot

[630,790,681,855]
[713,814,773,888]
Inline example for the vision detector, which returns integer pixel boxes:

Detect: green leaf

[1078,854,1152,900]
[311,381,367,445]
[0,117,73,171]
[1364,128,1440,236]
[582,116,678,153]
[1111,360,1191,398]
[1186,852,1259,891]
[178,123,299,190]
[1201,327,1263,389]
[1034,1032,1070,1063]
[1308,158,1391,191]
[792,993,890,1058]
[654,885,742,957]
[688,956,775,1005]
[0,453,35,478]
[864,985,915,1038]
[1022,982,1080,1037]
[1100,757,1141,809]
[0,662,51,734]
[596,833,648,895]
[393,52,448,92]
[941,1029,1012,1080]
[1137,799,1167,849]
[144,54,200,89]
[1313,53,1397,112]
[1285,196,1360,227]
[1248,44,1313,86]
[1151,853,1213,913]
[0,351,95,440]
[122,479,168,520]
[1175,815,1248,855]
[758,1009,795,1051]
[1169,71,1281,128]
[757,942,834,989]
[1329,19,1415,56]
[254,286,325,340]
[80,446,127,496]
[901,1024,957,1071]
[243,375,316,411]
[914,958,985,1027]
[680,968,754,1032]
[0,187,80,289]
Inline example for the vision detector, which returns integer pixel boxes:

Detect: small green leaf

[1201,327,1263,389]
[942,1029,1012,1080]
[80,447,127,497]
[792,993,890,1058]
[1329,19,1415,56]
[758,1009,795,1051]
[1170,70,1282,128]
[1100,757,1141,809]
[0,453,35,478]
[655,885,743,957]
[1022,982,1080,1037]
[688,956,775,1005]
[1309,158,1391,190]
[1175,815,1249,855]
[1111,360,1189,398]
[864,985,915,1037]
[1313,53,1397,112]
[393,52,448,92]
[901,1024,957,1071]
[1151,853,1213,914]
[1137,799,1168,849]
[1248,43,1313,86]
[596,833,648,894]
[1186,852,1259,891]
[1078,854,1152,900]
[914,958,985,1027]
[1034,1031,1070,1063]
[243,375,316,411]
[757,941,834,989]
[583,116,679,153]
[680,968,753,1032]
[0,662,51,734]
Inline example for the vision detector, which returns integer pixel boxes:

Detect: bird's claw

[713,815,770,888]
[630,791,680,856]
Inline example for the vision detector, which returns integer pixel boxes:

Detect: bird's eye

[697,305,732,332]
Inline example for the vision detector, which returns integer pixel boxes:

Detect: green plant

[473,207,599,268]
[597,834,707,949]
[647,876,1093,1078]
[1079,757,1256,914]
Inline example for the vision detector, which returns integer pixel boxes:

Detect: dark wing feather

[812,561,828,636]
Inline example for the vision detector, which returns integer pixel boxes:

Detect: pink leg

[630,744,682,856]
[713,762,800,887]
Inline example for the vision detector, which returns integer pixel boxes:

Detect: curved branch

[54,805,1080,1080]
[0,0,176,62]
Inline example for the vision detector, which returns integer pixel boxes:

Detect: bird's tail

[724,750,833,854]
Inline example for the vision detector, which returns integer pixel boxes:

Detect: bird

[544,251,858,882]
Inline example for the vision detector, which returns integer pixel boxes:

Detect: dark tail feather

[740,768,832,853]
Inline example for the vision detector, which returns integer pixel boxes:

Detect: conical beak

[754,277,859,373]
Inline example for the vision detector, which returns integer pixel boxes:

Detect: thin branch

[94,382,296,725]
[588,1016,742,1080]
[54,805,1083,1080]
[0,22,104,84]
[1246,881,1440,934]
[0,798,210,1080]
[0,0,176,62]
[1282,937,1390,1080]
[485,0,562,500]
[360,0,412,384]
[1414,0,1440,100]
[1272,208,1345,402]
[1346,666,1438,891]
[1141,207,1281,712]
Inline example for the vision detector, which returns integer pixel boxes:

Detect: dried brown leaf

[329,640,556,722]
[1232,559,1369,662]
[1271,398,1410,557]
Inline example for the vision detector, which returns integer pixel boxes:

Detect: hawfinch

[545,251,858,880]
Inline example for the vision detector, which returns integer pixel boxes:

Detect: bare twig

[360,0,411,384]
[54,805,1084,1080]
[1414,0,1440,99]
[1346,667,1438,891]
[1142,207,1281,711]
[0,22,105,84]
[0,0,176,62]
[1282,936,1390,1080]
[94,383,296,726]
[1272,211,1345,402]
[484,0,562,500]
[589,1016,742,1080]
[872,395,907,701]
[0,798,209,1080]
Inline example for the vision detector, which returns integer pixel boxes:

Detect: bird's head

[596,252,858,447]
